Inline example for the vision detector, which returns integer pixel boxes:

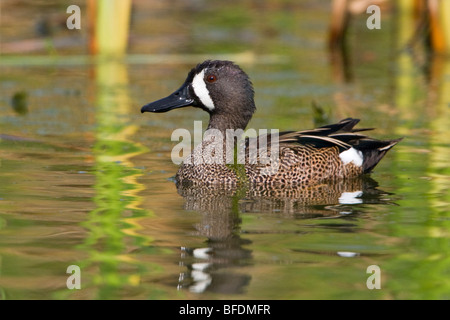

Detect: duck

[141,60,401,187]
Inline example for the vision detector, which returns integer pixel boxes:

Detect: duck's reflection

[175,175,392,294]
[241,176,389,217]
[177,186,252,294]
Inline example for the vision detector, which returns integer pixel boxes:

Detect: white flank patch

[338,190,363,204]
[339,147,363,167]
[192,69,215,111]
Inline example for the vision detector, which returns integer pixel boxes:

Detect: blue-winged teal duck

[141,60,401,187]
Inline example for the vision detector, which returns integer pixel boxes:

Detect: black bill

[141,82,194,113]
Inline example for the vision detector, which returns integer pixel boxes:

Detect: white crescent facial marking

[192,69,215,111]
[339,147,363,167]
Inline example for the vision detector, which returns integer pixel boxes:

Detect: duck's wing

[276,118,366,150]
[248,118,402,173]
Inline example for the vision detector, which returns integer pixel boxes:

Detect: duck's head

[141,60,256,132]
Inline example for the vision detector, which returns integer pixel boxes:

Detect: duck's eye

[206,74,217,83]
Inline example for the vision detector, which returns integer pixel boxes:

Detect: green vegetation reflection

[55,60,160,299]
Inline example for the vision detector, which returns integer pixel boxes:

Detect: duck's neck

[206,102,255,134]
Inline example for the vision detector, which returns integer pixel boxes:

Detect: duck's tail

[356,137,403,173]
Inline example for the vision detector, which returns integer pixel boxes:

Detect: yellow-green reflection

[394,0,425,130]
[52,59,153,300]
[429,57,450,204]
[385,7,450,297]
[409,56,450,299]
[86,59,148,299]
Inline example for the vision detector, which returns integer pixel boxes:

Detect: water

[0,1,449,300]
